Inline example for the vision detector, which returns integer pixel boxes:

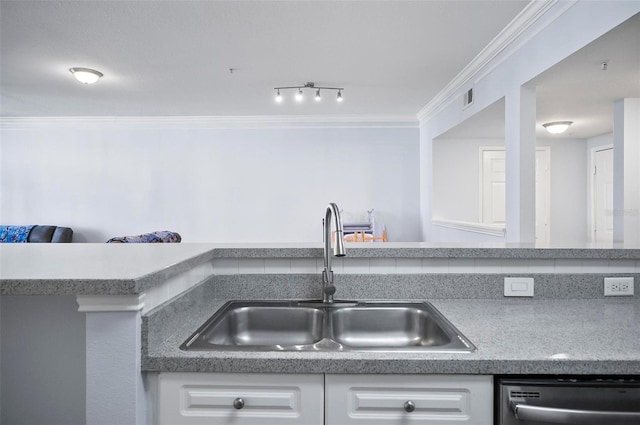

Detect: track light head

[337,90,343,102]
[275,89,283,103]
[295,88,304,102]
[315,89,321,101]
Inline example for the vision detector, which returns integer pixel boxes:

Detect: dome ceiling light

[69,67,103,84]
[543,121,573,134]
[274,82,344,103]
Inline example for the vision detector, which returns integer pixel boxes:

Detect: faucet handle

[324,284,336,296]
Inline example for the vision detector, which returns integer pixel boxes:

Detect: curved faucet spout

[323,203,346,303]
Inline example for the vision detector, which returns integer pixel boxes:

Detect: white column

[419,121,434,241]
[77,295,146,425]
[505,85,537,243]
[613,98,640,244]
[613,100,625,242]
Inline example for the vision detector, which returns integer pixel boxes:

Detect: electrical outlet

[604,277,634,296]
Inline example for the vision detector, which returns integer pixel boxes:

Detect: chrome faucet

[322,203,346,303]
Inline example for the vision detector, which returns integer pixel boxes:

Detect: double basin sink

[181,300,475,353]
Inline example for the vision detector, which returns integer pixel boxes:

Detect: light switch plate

[504,277,534,297]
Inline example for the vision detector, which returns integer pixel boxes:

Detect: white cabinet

[325,374,493,424]
[156,372,324,425]
[155,373,492,425]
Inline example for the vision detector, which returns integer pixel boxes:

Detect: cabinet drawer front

[326,374,492,424]
[351,388,469,415]
[183,385,300,413]
[158,373,323,425]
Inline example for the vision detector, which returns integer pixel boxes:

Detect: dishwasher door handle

[512,403,640,424]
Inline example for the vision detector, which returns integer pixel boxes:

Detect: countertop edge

[141,356,640,375]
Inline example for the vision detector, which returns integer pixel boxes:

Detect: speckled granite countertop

[142,282,640,375]
[3,243,640,295]
[209,243,640,260]
[0,243,219,295]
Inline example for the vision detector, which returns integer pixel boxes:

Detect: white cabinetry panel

[158,372,323,425]
[326,374,492,424]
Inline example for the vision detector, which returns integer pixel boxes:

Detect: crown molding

[417,0,572,122]
[0,115,418,130]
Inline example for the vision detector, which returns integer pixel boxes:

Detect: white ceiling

[0,0,529,118]
[439,12,640,140]
[532,12,640,139]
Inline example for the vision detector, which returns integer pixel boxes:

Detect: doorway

[480,147,551,244]
[591,146,614,243]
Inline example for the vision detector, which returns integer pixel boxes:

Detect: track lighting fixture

[274,82,344,104]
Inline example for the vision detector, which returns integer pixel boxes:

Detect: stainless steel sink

[197,303,324,347]
[180,300,475,352]
[330,305,452,348]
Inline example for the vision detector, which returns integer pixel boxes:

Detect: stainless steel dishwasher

[496,377,640,425]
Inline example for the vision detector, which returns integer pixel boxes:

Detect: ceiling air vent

[463,87,474,109]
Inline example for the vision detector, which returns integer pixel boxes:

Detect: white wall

[0,295,2,420]
[0,120,420,242]
[419,1,640,242]
[615,99,640,244]
[1,296,85,425]
[587,132,613,152]
[431,137,588,245]
[537,138,587,246]
[432,138,503,223]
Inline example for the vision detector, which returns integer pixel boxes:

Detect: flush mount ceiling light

[69,67,103,84]
[543,121,573,134]
[274,82,344,103]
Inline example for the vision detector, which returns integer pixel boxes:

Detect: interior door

[481,148,550,243]
[593,147,614,243]
[481,150,506,225]
[535,148,550,245]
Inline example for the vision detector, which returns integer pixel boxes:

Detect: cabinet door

[325,374,492,424]
[157,372,323,425]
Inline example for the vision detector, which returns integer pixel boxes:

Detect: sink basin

[180,300,475,353]
[330,305,452,348]
[198,303,324,347]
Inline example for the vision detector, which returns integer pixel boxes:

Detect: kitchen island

[1,243,639,424]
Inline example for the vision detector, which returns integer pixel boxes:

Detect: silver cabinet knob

[404,400,415,412]
[233,397,245,409]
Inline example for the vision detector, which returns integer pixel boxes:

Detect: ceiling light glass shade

[295,88,304,102]
[337,90,343,102]
[69,67,103,84]
[315,89,321,101]
[275,89,283,103]
[543,121,572,134]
